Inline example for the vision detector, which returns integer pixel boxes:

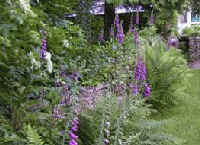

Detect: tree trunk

[104,1,115,41]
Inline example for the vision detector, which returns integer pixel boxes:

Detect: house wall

[177,11,191,34]
[177,10,200,34]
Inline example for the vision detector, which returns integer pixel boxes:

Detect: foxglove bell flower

[135,60,146,81]
[133,29,139,45]
[104,139,109,144]
[117,23,124,45]
[114,14,120,29]
[40,38,47,59]
[141,62,146,81]
[132,84,138,95]
[52,106,64,119]
[110,26,114,38]
[114,14,124,44]
[143,83,151,97]
[129,23,134,33]
[135,60,142,81]
[69,116,79,145]
[167,37,179,49]
[104,121,110,145]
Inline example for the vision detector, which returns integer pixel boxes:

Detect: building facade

[177,10,200,34]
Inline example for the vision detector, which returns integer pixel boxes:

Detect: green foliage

[0,0,193,145]
[0,1,84,144]
[107,0,188,38]
[182,25,200,36]
[143,36,190,109]
[25,125,44,145]
[77,89,180,145]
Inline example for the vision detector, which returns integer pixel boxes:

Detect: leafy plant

[142,36,190,109]
[25,125,44,145]
[77,87,181,145]
[182,25,200,36]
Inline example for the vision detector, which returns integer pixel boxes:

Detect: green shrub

[182,25,200,37]
[142,36,190,109]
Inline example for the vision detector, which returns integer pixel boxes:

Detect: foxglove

[114,14,120,29]
[110,26,114,38]
[143,83,151,97]
[132,84,138,95]
[129,22,134,33]
[114,14,125,44]
[40,31,47,59]
[133,29,139,46]
[69,116,79,145]
[104,121,110,145]
[167,37,179,49]
[117,22,124,45]
[141,62,146,81]
[135,60,142,81]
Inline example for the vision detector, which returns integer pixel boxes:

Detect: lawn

[152,69,200,145]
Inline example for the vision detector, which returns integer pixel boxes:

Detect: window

[191,11,200,23]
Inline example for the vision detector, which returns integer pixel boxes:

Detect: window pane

[191,11,200,22]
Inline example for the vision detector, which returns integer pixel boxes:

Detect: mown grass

[152,69,200,145]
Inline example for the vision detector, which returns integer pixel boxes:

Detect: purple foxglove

[73,117,79,124]
[141,62,147,81]
[129,23,134,33]
[132,84,138,95]
[143,83,151,97]
[72,126,78,132]
[114,14,120,29]
[135,60,147,81]
[110,26,114,38]
[104,129,110,137]
[104,139,109,144]
[60,71,66,77]
[135,61,142,81]
[69,131,78,140]
[117,22,124,45]
[133,29,139,46]
[167,37,179,49]
[40,38,47,59]
[69,116,79,145]
[69,139,78,145]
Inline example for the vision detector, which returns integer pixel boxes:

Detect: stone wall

[189,37,200,62]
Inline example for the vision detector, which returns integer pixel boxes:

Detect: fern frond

[26,125,44,145]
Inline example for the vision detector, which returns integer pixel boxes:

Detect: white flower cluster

[19,0,36,16]
[29,51,53,73]
[63,39,69,48]
[29,52,41,70]
[45,52,53,73]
